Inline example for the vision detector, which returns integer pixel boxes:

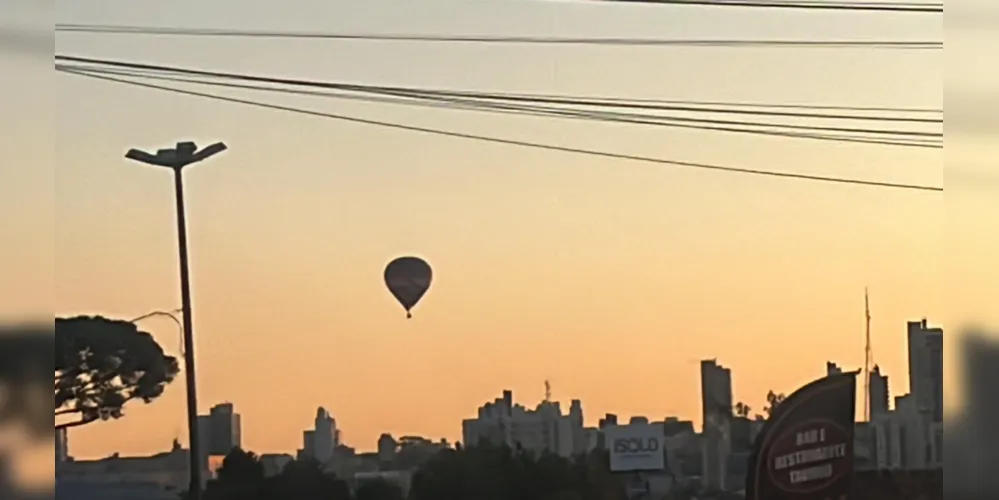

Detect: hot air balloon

[384,256,432,318]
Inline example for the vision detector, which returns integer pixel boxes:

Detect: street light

[125,141,227,500]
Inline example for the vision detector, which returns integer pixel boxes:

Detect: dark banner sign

[746,372,857,500]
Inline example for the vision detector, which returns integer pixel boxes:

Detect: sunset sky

[37,0,976,460]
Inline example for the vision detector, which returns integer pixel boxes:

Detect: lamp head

[176,142,197,156]
[124,148,165,166]
[191,142,228,162]
[125,141,227,168]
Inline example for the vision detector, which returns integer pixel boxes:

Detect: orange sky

[35,0,978,460]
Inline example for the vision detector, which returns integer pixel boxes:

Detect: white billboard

[606,424,665,472]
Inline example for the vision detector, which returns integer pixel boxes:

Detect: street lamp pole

[125,141,227,500]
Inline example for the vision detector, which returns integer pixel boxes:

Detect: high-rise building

[300,430,315,460]
[461,390,585,458]
[870,394,935,470]
[700,359,733,492]
[869,365,890,417]
[907,319,943,422]
[826,361,843,376]
[197,402,242,464]
[312,407,337,463]
[297,407,338,464]
[700,359,733,432]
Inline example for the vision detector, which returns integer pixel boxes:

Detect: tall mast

[863,287,872,421]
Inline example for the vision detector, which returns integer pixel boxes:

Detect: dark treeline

[198,443,627,500]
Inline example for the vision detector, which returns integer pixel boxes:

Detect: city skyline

[58,316,940,459]
[49,0,945,462]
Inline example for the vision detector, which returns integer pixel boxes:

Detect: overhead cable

[584,0,942,13]
[54,56,942,147]
[55,66,943,192]
[54,24,941,49]
[52,55,941,115]
[58,64,941,149]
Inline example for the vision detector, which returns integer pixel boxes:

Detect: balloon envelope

[384,256,432,317]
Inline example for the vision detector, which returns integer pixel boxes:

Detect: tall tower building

[907,319,943,422]
[701,359,733,432]
[869,365,890,417]
[198,403,242,456]
[700,359,733,492]
[312,407,337,463]
[826,362,843,376]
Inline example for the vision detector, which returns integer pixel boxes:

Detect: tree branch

[55,408,81,416]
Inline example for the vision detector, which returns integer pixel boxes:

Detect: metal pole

[173,164,203,500]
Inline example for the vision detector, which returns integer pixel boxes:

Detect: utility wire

[387,91,942,114]
[54,57,942,147]
[53,55,941,116]
[586,0,942,13]
[55,66,942,192]
[347,86,941,139]
[368,87,942,123]
[58,64,941,149]
[54,24,941,49]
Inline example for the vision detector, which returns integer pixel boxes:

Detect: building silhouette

[461,390,585,458]
[865,319,943,470]
[55,440,193,495]
[196,403,241,467]
[377,433,397,463]
[198,403,243,456]
[700,359,733,492]
[700,359,733,432]
[906,319,943,423]
[598,413,618,429]
[299,407,339,464]
[869,364,890,417]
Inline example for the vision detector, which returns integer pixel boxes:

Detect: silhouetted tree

[55,316,179,429]
[409,443,624,500]
[269,458,351,500]
[204,448,266,500]
[354,478,405,500]
[733,402,752,418]
[393,436,443,470]
[206,444,626,500]
[762,390,787,419]
[204,449,351,500]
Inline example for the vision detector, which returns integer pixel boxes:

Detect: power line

[57,63,941,149]
[588,0,942,13]
[370,88,943,124]
[54,24,941,49]
[54,56,942,147]
[53,55,941,116]
[55,66,942,192]
[405,92,941,114]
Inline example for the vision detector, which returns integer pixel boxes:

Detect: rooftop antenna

[544,379,552,402]
[863,287,872,421]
